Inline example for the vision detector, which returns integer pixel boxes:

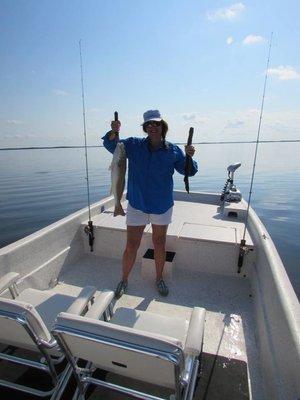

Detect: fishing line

[238,32,273,272]
[79,40,94,251]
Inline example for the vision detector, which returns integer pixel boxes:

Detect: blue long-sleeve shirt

[102,132,198,214]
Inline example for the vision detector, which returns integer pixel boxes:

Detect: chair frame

[0,307,72,398]
[53,323,200,400]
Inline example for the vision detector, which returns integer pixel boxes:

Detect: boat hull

[0,191,299,399]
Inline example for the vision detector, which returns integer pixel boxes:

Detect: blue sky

[1,0,299,147]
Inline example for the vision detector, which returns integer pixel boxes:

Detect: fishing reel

[220,162,242,203]
[84,220,94,252]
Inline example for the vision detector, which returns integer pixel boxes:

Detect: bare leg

[122,225,146,281]
[152,224,168,280]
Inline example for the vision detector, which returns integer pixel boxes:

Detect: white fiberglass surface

[57,254,264,398]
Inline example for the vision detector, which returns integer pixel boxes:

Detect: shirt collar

[144,136,164,151]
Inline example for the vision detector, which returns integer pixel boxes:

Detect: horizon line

[1,139,300,151]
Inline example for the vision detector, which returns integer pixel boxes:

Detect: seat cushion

[18,288,76,330]
[111,308,190,346]
[0,287,95,355]
[0,297,53,352]
[55,312,185,388]
[55,311,184,356]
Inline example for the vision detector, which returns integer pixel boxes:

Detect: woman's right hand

[109,120,121,140]
[111,120,121,133]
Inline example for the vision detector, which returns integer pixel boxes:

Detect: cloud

[224,119,245,129]
[268,121,293,132]
[182,113,196,121]
[207,3,245,21]
[88,107,102,113]
[246,108,260,116]
[3,133,36,139]
[226,36,234,45]
[6,119,25,125]
[181,113,208,124]
[268,65,300,80]
[243,34,266,45]
[172,109,300,142]
[197,117,208,124]
[52,89,69,96]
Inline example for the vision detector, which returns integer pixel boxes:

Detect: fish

[184,127,194,193]
[109,142,127,217]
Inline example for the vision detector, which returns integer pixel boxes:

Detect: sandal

[156,279,169,297]
[115,279,127,299]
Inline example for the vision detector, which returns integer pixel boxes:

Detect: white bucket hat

[142,110,162,125]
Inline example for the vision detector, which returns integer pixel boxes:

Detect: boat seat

[0,272,114,399]
[53,303,206,400]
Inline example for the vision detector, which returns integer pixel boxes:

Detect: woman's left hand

[185,145,195,157]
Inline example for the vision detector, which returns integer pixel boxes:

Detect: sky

[0,0,300,147]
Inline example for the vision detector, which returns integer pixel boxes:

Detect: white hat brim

[141,117,162,125]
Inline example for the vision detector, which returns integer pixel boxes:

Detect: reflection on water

[0,143,299,297]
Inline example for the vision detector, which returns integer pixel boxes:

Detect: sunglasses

[144,121,162,128]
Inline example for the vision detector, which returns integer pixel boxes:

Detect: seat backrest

[0,297,52,351]
[54,312,185,389]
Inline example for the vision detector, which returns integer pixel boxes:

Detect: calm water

[0,143,299,298]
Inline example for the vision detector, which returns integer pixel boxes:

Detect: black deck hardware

[84,220,95,252]
[237,239,247,273]
[184,127,194,193]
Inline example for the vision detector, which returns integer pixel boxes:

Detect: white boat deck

[86,197,255,281]
[92,198,254,247]
[58,196,261,398]
[56,253,263,399]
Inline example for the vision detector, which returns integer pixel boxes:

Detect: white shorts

[126,203,173,226]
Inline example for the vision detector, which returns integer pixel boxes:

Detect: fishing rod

[237,32,273,273]
[113,111,119,137]
[114,111,119,126]
[79,39,94,252]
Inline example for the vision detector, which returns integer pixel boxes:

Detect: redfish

[109,142,126,216]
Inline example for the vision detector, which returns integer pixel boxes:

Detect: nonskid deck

[56,253,264,399]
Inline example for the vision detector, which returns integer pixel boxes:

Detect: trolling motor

[220,162,242,203]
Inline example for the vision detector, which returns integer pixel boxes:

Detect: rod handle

[187,127,194,146]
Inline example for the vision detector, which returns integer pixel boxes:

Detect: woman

[102,110,198,298]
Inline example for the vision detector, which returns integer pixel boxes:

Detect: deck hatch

[178,223,237,244]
